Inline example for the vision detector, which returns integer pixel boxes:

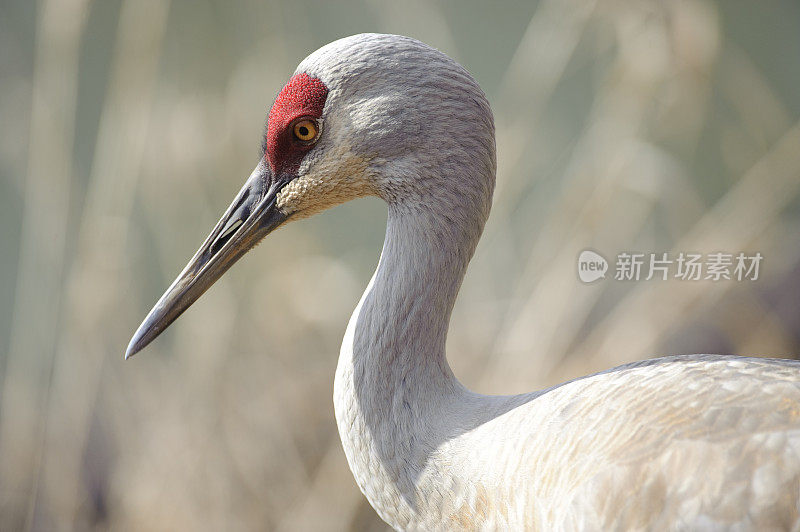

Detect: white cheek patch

[276,144,377,219]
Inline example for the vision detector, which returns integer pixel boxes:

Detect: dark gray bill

[126,160,288,359]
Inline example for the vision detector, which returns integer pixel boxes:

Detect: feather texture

[287,34,800,530]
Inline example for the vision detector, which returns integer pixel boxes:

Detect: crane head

[125,33,494,359]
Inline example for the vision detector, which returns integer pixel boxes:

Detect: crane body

[127,34,800,530]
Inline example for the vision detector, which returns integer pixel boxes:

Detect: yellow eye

[293,119,318,142]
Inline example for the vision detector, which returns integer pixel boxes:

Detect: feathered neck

[333,190,491,528]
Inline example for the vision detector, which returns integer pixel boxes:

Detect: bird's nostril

[211,218,243,256]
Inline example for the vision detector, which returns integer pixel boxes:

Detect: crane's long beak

[126,160,288,359]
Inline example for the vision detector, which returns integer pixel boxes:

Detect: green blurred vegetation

[1,0,799,530]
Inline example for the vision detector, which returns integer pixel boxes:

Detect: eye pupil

[298,126,309,136]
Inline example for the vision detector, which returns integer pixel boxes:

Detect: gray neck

[333,188,492,527]
[364,201,478,385]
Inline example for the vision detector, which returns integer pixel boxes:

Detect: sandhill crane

[127,33,800,530]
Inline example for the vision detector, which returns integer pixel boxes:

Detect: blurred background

[2,0,800,529]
